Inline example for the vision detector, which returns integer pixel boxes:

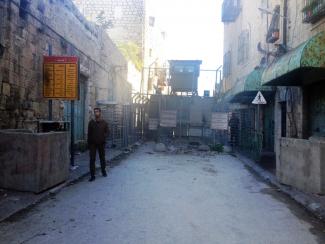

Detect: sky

[147,0,224,95]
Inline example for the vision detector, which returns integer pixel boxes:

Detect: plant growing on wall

[117,42,143,71]
[96,11,113,29]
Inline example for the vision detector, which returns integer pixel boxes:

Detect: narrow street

[1,143,325,244]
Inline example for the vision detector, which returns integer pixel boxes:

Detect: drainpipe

[283,0,288,48]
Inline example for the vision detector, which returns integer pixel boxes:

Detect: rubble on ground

[154,143,167,152]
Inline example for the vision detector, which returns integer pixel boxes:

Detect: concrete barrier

[0,130,69,193]
[278,137,325,194]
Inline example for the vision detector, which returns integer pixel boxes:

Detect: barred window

[223,51,231,78]
[237,30,250,64]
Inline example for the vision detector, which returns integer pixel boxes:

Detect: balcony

[302,0,325,24]
[221,0,241,22]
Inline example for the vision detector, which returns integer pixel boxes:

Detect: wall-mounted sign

[43,56,79,100]
[160,110,177,128]
[252,91,267,105]
[211,112,229,130]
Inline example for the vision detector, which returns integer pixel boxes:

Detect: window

[223,51,231,78]
[149,16,155,27]
[237,30,249,65]
[186,67,194,73]
[174,66,184,73]
[19,0,30,19]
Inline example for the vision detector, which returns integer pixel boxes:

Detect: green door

[64,80,86,142]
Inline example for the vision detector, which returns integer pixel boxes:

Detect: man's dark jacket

[87,119,109,145]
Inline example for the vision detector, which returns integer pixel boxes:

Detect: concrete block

[0,130,70,193]
[278,137,325,194]
[223,146,232,153]
[198,145,210,152]
[155,143,167,152]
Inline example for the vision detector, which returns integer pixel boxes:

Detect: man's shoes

[102,171,107,177]
[89,176,95,182]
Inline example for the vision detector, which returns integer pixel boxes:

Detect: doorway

[64,77,86,142]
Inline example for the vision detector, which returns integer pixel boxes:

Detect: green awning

[230,68,274,104]
[262,32,325,86]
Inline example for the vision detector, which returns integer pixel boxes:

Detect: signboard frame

[160,110,177,128]
[43,56,79,100]
[211,112,229,130]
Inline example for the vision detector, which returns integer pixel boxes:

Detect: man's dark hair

[94,107,101,112]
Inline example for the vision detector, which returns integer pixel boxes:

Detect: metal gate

[238,108,263,160]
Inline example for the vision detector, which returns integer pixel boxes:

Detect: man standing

[87,108,109,182]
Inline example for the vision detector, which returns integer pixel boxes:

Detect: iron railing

[302,0,325,23]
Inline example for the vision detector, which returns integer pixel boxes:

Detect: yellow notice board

[43,56,79,100]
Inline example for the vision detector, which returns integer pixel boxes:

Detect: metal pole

[70,100,75,166]
[147,67,151,96]
[140,68,144,94]
[48,44,53,120]
[257,104,261,133]
[179,97,182,139]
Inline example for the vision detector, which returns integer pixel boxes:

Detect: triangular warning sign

[252,91,267,104]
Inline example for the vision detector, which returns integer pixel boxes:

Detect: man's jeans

[89,143,106,177]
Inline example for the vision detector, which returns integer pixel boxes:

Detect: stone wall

[0,0,131,130]
[72,0,145,53]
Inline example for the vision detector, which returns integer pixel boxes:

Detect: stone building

[72,0,167,95]
[73,0,145,52]
[221,0,280,162]
[143,13,167,95]
[0,0,132,143]
[261,0,325,194]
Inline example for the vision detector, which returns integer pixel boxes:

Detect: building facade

[221,0,280,162]
[222,0,325,194]
[0,0,132,143]
[261,0,325,194]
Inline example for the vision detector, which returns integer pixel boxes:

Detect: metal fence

[100,103,143,149]
[235,108,263,160]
